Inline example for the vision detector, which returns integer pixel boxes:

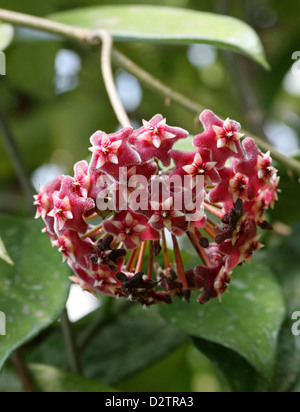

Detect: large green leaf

[0,215,70,371]
[26,304,187,385]
[160,259,286,382]
[116,344,192,392]
[81,305,188,384]
[49,5,269,69]
[267,223,300,392]
[192,337,268,392]
[0,23,14,52]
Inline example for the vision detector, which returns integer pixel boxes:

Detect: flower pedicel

[34,110,279,306]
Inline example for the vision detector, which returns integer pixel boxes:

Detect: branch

[96,30,131,128]
[1,8,300,175]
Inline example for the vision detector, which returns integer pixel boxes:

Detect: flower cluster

[34,111,279,306]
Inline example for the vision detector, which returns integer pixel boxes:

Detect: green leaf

[266,223,300,392]
[160,259,286,382]
[81,306,188,384]
[0,236,14,266]
[116,344,192,392]
[192,337,269,392]
[29,364,117,393]
[25,304,187,385]
[49,5,269,69]
[0,215,70,371]
[0,23,14,52]
[268,222,300,314]
[274,319,300,392]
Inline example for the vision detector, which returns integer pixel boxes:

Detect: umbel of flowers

[34,110,279,306]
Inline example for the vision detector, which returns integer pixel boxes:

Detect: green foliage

[0,0,299,393]
[49,4,269,69]
[160,259,286,382]
[0,215,70,371]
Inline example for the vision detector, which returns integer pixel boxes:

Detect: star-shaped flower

[256,151,278,183]
[129,114,189,166]
[88,128,141,179]
[103,210,160,250]
[170,149,220,187]
[229,173,250,203]
[147,197,188,235]
[193,110,245,169]
[34,184,51,219]
[213,117,244,153]
[73,161,91,199]
[48,194,73,231]
[48,177,95,236]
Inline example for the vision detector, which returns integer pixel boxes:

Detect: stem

[11,351,36,392]
[187,230,211,267]
[81,224,103,240]
[203,223,217,240]
[0,8,300,175]
[135,241,146,274]
[147,241,154,279]
[97,30,131,128]
[204,202,223,220]
[0,104,34,214]
[0,9,92,44]
[60,309,82,375]
[126,247,140,272]
[171,234,188,290]
[111,49,206,116]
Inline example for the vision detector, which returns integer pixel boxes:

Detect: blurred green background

[1,0,300,392]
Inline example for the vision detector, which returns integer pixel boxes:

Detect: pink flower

[103,210,160,250]
[213,117,244,153]
[48,194,73,231]
[170,149,220,187]
[194,110,245,169]
[229,173,250,203]
[34,184,51,219]
[129,114,189,166]
[73,161,91,199]
[147,197,188,235]
[34,110,279,306]
[256,151,278,183]
[89,127,141,177]
[48,177,95,236]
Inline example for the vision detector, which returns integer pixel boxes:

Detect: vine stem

[0,7,300,175]
[96,30,131,128]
